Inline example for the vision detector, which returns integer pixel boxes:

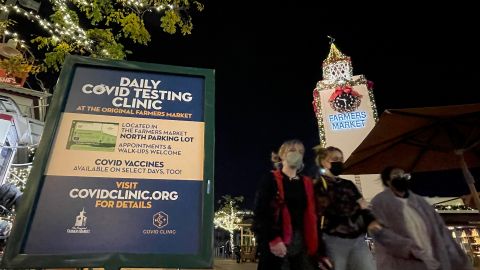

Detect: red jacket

[270,170,318,256]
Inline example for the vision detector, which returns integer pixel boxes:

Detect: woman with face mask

[253,139,331,270]
[313,146,376,270]
[368,166,472,270]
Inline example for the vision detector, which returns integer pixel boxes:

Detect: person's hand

[357,198,369,209]
[269,241,287,258]
[367,220,382,234]
[318,256,333,270]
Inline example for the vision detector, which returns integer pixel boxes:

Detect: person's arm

[356,197,369,209]
[252,173,283,245]
[344,179,370,209]
[312,181,333,269]
[426,199,473,270]
[370,197,424,259]
[371,225,426,259]
[345,180,376,225]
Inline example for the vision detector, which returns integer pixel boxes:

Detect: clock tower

[312,40,382,201]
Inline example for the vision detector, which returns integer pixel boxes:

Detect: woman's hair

[271,151,282,169]
[313,145,342,167]
[271,139,304,166]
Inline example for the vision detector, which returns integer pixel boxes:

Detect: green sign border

[1,55,215,270]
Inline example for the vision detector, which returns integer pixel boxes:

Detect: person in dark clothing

[234,245,241,263]
[253,139,330,270]
[313,146,376,270]
[0,182,22,254]
[0,182,22,212]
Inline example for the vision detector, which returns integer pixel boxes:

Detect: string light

[214,204,241,250]
[3,146,36,192]
[0,3,92,50]
[1,0,192,61]
[214,199,249,250]
[434,205,475,211]
[214,205,242,232]
[6,165,32,191]
[312,89,326,147]
[114,0,172,10]
[366,81,379,122]
[1,30,28,46]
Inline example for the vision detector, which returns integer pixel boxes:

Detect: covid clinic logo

[153,211,168,228]
[142,211,176,235]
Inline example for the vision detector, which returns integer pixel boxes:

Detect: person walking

[368,166,472,270]
[313,146,376,270]
[253,139,324,270]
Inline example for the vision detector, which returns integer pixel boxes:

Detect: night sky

[117,3,480,208]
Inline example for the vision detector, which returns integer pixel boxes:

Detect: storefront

[437,206,480,267]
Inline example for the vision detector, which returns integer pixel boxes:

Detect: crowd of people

[252,139,472,270]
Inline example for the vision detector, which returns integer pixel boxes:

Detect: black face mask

[391,176,409,192]
[330,161,344,176]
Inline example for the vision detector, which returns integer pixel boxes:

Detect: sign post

[2,55,215,270]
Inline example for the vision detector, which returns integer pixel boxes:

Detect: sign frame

[1,55,215,270]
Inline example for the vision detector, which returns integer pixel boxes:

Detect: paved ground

[212,259,257,270]
[40,259,257,270]
[120,259,257,270]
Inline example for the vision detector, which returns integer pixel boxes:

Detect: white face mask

[285,152,303,169]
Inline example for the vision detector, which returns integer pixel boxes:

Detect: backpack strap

[319,176,328,229]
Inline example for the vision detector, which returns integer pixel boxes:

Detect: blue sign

[65,66,205,121]
[2,56,215,269]
[23,177,201,254]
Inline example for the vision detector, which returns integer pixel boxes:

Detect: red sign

[0,68,26,86]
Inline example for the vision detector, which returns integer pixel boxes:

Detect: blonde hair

[271,139,304,165]
[313,145,342,167]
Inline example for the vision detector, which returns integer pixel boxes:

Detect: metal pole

[457,151,480,213]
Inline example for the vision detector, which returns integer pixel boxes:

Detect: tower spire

[322,39,353,84]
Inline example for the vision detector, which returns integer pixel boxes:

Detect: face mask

[330,161,344,176]
[285,152,303,169]
[391,176,409,192]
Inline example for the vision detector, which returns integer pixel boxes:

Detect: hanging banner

[2,56,215,270]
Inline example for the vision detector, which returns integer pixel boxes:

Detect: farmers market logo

[66,208,91,234]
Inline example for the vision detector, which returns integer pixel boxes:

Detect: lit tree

[214,195,244,251]
[7,165,31,191]
[0,0,203,186]
[0,0,204,73]
[4,145,36,192]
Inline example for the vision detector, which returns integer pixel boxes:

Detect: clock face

[330,92,361,113]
